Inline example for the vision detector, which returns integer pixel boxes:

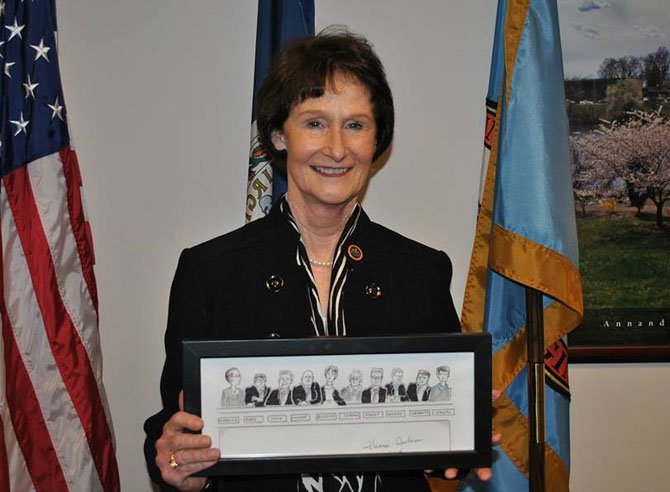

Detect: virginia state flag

[460,0,583,490]
[245,0,314,222]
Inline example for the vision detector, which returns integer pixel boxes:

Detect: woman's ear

[271,130,287,151]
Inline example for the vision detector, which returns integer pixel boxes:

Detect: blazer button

[365,282,382,299]
[267,332,281,339]
[265,275,284,293]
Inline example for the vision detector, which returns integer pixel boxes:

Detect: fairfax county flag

[245,0,314,222]
[460,0,583,490]
[0,1,119,491]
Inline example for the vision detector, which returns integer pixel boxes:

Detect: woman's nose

[323,128,347,161]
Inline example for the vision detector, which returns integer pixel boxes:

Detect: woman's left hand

[427,389,502,481]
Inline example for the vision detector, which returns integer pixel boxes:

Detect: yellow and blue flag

[460,0,583,490]
[245,0,314,222]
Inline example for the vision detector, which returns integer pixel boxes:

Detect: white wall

[55,1,669,491]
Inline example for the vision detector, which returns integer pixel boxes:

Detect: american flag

[0,1,119,491]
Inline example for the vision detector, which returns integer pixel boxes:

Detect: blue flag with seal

[460,0,583,490]
[245,0,314,222]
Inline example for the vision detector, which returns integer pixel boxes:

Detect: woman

[144,29,489,492]
[319,365,345,405]
[340,369,364,403]
[219,367,244,408]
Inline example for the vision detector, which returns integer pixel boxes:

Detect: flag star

[30,38,51,62]
[0,41,4,59]
[9,112,29,136]
[48,97,64,120]
[0,2,5,16]
[5,18,25,41]
[4,60,15,77]
[23,74,39,98]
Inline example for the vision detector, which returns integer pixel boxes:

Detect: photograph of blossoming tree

[558,0,669,357]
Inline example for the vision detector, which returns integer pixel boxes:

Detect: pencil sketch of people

[407,369,431,402]
[245,373,270,407]
[319,365,345,406]
[428,365,452,402]
[362,368,387,403]
[266,369,295,406]
[385,367,407,402]
[293,370,322,405]
[340,369,364,403]
[220,367,245,408]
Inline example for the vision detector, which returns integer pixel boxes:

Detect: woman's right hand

[155,391,221,491]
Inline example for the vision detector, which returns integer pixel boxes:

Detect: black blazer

[385,383,408,401]
[244,386,270,407]
[143,204,460,492]
[406,383,432,402]
[266,388,295,406]
[293,382,322,405]
[361,386,387,404]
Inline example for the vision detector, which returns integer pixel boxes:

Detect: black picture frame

[183,333,491,476]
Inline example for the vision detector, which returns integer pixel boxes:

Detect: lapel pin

[347,244,363,261]
[265,274,284,293]
[365,282,382,299]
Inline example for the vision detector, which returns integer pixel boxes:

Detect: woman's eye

[347,121,364,130]
[306,120,322,128]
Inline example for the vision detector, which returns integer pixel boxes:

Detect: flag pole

[525,287,546,492]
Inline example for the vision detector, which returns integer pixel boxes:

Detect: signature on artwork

[362,436,424,451]
[362,438,390,451]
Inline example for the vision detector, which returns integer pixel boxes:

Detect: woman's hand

[155,391,221,492]
[428,389,502,482]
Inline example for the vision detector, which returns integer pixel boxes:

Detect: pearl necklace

[309,258,333,268]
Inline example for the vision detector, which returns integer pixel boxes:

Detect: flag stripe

[61,149,98,310]
[0,413,36,492]
[29,151,116,445]
[0,211,71,491]
[461,90,501,336]
[2,163,116,491]
[0,414,9,492]
[27,154,100,366]
[0,296,35,492]
[493,392,569,490]
[489,226,582,314]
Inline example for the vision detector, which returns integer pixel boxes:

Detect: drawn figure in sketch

[220,367,245,408]
[319,365,345,406]
[428,365,452,402]
[362,367,387,403]
[266,369,296,406]
[385,367,407,402]
[245,373,270,407]
[407,369,431,402]
[293,370,322,405]
[340,369,364,403]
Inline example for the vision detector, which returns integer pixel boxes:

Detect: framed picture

[183,333,491,476]
[556,0,670,362]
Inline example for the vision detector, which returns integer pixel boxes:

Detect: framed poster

[557,0,670,362]
[183,334,491,476]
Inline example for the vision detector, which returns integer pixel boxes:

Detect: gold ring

[169,453,179,469]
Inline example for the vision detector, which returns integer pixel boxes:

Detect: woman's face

[228,369,241,386]
[272,73,376,211]
[279,374,291,388]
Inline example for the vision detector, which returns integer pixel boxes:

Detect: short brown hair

[257,27,394,173]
